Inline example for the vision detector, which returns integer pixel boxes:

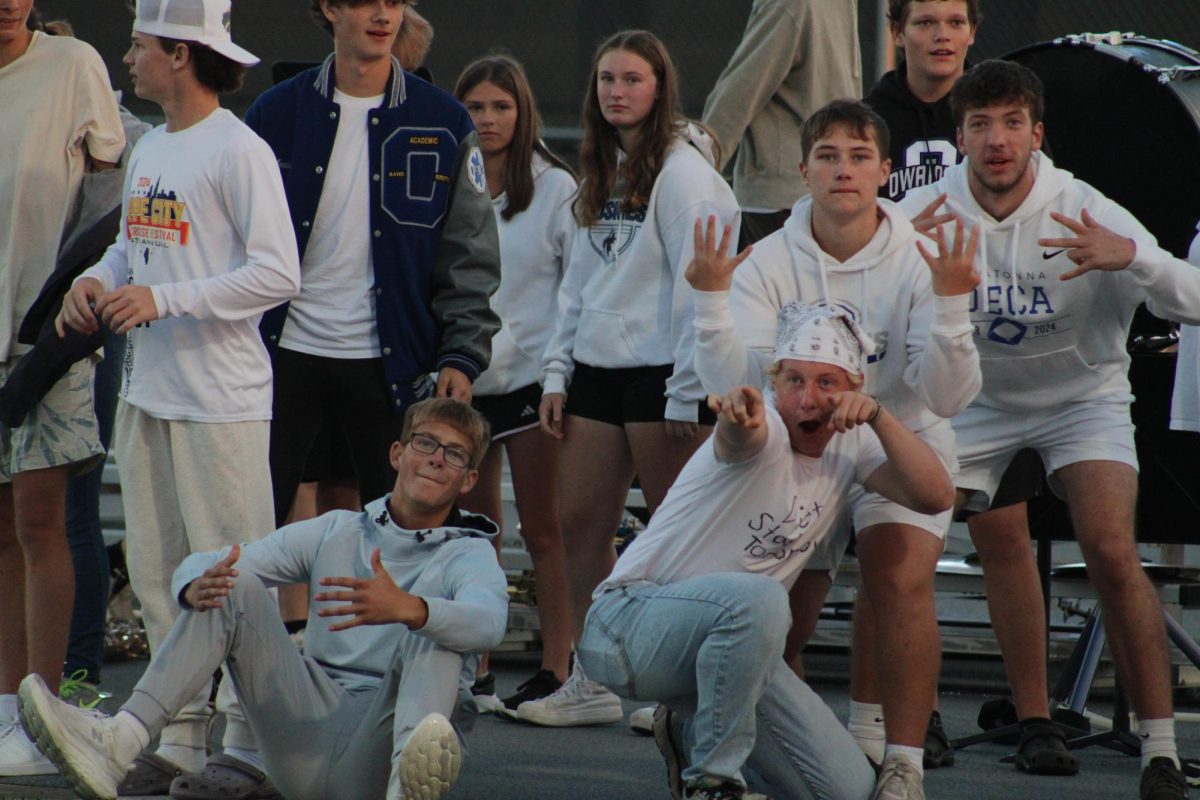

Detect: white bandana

[773,302,874,376]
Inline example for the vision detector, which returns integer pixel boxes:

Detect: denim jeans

[65,334,125,679]
[579,573,874,800]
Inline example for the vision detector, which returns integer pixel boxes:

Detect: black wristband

[866,395,883,424]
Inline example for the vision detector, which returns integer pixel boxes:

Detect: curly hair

[950,59,1044,127]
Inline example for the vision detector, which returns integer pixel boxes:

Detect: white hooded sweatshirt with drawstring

[692,195,981,443]
[901,151,1200,413]
[540,128,740,422]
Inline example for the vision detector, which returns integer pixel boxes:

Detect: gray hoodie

[171,495,508,692]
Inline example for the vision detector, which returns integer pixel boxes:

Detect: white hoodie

[472,155,577,397]
[902,152,1200,413]
[693,195,980,437]
[1170,227,1200,432]
[541,133,740,422]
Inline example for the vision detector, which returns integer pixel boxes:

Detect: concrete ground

[2,651,1198,800]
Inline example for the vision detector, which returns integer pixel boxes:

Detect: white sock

[884,744,926,777]
[221,746,265,772]
[1138,717,1179,769]
[0,694,17,723]
[156,742,207,774]
[848,701,886,765]
[113,711,151,768]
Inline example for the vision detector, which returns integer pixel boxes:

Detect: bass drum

[1006,33,1200,259]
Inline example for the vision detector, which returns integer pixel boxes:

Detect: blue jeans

[579,574,874,800]
[65,334,125,679]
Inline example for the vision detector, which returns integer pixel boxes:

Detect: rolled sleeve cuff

[692,289,735,330]
[929,292,973,335]
[542,372,567,396]
[665,396,699,423]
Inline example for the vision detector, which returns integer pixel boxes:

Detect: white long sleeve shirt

[84,108,300,422]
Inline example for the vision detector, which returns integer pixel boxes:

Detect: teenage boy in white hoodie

[689,98,980,800]
[901,59,1200,800]
[17,398,508,800]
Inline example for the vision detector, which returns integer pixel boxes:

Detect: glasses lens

[444,447,470,468]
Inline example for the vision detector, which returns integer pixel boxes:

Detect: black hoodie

[865,60,965,202]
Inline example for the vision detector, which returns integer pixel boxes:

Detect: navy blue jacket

[246,56,500,409]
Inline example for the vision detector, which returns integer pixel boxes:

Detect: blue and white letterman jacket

[246,57,501,410]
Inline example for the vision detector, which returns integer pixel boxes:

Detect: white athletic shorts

[805,420,957,575]
[954,399,1137,515]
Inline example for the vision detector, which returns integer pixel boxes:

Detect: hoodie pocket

[979,346,1109,411]
[575,308,644,367]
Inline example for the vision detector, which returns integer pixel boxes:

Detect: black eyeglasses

[408,432,472,469]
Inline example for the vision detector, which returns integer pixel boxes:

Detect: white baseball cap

[134,0,259,67]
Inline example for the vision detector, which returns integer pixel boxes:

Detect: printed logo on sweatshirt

[742,495,823,565]
[588,200,645,264]
[968,272,1067,347]
[126,176,190,248]
[887,140,959,201]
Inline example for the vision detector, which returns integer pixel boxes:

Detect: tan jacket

[703,0,862,210]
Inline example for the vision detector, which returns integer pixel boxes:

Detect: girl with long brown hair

[527,30,740,726]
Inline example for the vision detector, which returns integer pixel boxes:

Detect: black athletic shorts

[565,363,717,426]
[472,383,543,441]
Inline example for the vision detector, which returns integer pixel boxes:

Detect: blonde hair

[765,360,864,388]
[400,399,490,468]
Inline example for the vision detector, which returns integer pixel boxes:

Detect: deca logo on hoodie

[588,199,646,264]
[968,267,1062,348]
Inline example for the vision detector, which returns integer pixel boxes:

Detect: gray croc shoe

[118,752,186,797]
[169,753,281,800]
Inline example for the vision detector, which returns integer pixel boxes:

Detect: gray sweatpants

[122,573,470,800]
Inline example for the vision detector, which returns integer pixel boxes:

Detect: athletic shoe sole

[399,713,461,800]
[652,705,685,800]
[18,674,122,800]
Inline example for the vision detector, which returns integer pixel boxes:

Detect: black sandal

[169,753,282,799]
[924,710,956,769]
[1015,717,1080,776]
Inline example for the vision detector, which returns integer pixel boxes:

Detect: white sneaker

[515,664,624,727]
[629,705,656,735]
[393,712,461,800]
[17,673,128,799]
[0,718,56,776]
[870,753,925,800]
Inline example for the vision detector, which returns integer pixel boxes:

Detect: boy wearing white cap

[56,1,300,796]
[579,303,954,800]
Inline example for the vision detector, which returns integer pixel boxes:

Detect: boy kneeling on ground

[578,302,955,800]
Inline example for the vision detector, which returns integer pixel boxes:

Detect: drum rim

[1005,33,1200,66]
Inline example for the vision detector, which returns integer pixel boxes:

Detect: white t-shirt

[596,404,887,596]
[83,108,300,422]
[280,89,382,358]
[0,32,124,359]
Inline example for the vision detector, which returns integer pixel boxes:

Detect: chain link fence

[39,1,1198,130]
